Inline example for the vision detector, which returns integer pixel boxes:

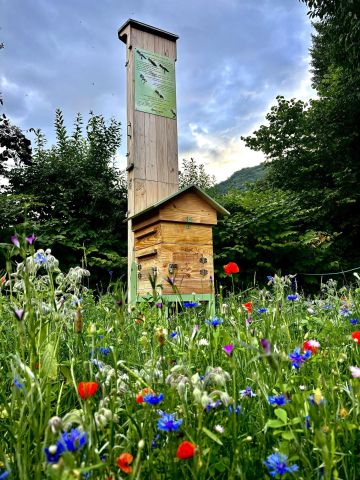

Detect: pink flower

[11,235,20,248]
[350,366,360,378]
[26,234,36,245]
[223,344,235,356]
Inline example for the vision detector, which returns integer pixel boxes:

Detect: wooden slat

[159,192,217,225]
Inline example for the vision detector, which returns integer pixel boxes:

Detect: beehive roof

[129,184,230,221]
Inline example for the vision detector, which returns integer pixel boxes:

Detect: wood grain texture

[134,222,212,250]
[136,243,214,295]
[159,192,218,225]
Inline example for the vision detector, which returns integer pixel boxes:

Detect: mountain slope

[216,163,266,194]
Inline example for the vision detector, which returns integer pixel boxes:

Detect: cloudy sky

[1,0,315,182]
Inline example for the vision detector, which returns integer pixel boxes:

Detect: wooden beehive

[130,185,229,298]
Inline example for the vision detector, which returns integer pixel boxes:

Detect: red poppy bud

[77,381,99,399]
[223,262,239,275]
[176,441,196,459]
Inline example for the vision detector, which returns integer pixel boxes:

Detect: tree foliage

[179,158,216,191]
[1,110,127,285]
[240,0,360,274]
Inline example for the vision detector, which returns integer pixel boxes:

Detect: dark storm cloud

[1,0,313,171]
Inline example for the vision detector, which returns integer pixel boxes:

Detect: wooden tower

[118,19,179,302]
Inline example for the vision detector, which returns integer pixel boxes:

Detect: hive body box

[130,185,228,302]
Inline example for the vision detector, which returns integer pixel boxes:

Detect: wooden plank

[145,113,157,181]
[134,222,212,251]
[166,116,179,184]
[134,179,147,213]
[159,192,217,225]
[145,179,158,207]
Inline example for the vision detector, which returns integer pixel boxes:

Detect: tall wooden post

[118,19,179,302]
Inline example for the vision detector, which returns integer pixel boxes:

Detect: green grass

[0,240,359,479]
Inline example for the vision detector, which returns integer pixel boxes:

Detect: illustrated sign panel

[134,47,176,119]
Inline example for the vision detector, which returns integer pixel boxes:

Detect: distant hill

[215,163,266,194]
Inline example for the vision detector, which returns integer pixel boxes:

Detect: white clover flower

[198,338,209,346]
[214,425,224,434]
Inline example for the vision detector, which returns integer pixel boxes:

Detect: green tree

[179,157,216,191]
[2,109,128,285]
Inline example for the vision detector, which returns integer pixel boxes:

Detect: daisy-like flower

[264,452,299,477]
[198,338,209,346]
[157,411,183,432]
[214,424,224,434]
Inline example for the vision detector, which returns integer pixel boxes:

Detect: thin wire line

[297,266,360,276]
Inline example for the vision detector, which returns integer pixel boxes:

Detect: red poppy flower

[117,452,133,474]
[176,441,196,459]
[303,340,320,354]
[242,301,253,314]
[352,332,360,344]
[136,387,153,404]
[77,381,99,399]
[223,262,239,275]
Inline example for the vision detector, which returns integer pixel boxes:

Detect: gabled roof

[129,184,230,221]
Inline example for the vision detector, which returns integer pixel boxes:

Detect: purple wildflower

[11,235,20,248]
[25,234,36,245]
[260,338,271,355]
[223,344,235,356]
[240,386,256,398]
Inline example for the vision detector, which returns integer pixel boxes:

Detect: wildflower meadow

[0,236,359,479]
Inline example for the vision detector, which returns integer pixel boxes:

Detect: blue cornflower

[44,443,65,463]
[287,294,298,301]
[92,359,104,369]
[205,317,224,327]
[268,394,289,406]
[257,308,267,314]
[157,411,183,432]
[305,415,311,430]
[13,377,23,389]
[59,428,87,452]
[34,252,47,265]
[340,307,351,317]
[350,317,359,325]
[240,386,257,398]
[289,347,311,369]
[264,452,299,477]
[169,331,177,338]
[143,393,164,405]
[151,434,160,448]
[205,400,222,412]
[183,301,199,308]
[323,304,332,310]
[99,347,111,355]
[228,404,241,414]
[0,471,10,479]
